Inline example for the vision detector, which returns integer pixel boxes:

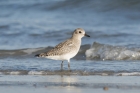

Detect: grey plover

[35,28,90,70]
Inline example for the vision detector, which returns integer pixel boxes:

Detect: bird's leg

[61,61,63,70]
[68,59,71,71]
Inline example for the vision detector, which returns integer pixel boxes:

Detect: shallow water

[0,57,140,76]
[0,0,140,75]
[0,75,140,93]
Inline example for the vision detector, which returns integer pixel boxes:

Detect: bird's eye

[79,31,81,33]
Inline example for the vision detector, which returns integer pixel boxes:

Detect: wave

[0,44,90,59]
[0,47,52,58]
[86,42,140,60]
[1,42,140,61]
[0,70,140,76]
[45,0,140,12]
[1,0,140,12]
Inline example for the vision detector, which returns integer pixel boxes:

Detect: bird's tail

[35,53,47,57]
[35,54,40,57]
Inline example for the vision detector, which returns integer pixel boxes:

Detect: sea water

[0,0,140,75]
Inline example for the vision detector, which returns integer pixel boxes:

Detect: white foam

[10,71,21,75]
[116,72,140,76]
[86,42,140,60]
[28,71,46,75]
[22,48,44,55]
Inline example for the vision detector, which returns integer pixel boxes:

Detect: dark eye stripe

[79,31,81,33]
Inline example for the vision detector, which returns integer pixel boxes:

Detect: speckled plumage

[47,39,80,55]
[35,28,90,70]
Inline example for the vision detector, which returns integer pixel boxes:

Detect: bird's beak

[85,33,90,37]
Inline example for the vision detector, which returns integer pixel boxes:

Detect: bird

[35,28,90,71]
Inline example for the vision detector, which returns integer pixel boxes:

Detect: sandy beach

[0,75,140,93]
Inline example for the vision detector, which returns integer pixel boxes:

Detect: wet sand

[0,75,140,93]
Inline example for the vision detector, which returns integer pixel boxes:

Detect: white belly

[46,51,78,61]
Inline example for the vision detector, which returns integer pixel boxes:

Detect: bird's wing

[46,39,76,56]
[55,39,73,48]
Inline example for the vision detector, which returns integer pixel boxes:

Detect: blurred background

[1,1,140,92]
[0,0,140,73]
[0,0,140,50]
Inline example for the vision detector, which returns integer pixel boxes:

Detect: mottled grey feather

[45,39,79,56]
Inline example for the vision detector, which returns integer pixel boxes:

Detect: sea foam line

[0,70,140,76]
